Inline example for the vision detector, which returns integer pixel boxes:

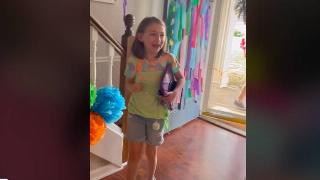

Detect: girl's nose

[155,35,161,42]
[157,35,164,43]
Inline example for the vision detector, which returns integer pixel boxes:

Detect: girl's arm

[172,71,185,94]
[161,71,185,103]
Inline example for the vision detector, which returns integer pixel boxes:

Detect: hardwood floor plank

[102,118,246,180]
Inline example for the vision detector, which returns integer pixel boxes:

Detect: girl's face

[138,23,166,57]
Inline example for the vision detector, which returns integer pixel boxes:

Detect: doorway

[202,0,246,131]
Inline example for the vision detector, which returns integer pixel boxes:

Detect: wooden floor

[102,118,246,180]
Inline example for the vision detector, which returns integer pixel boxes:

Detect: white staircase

[90,25,126,179]
[91,123,123,167]
[90,123,125,180]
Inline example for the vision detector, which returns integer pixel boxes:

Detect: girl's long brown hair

[131,16,167,59]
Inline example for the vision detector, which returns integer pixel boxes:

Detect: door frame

[201,0,234,113]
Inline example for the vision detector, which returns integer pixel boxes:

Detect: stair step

[90,123,124,166]
[90,153,126,180]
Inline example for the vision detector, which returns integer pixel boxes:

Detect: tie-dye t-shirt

[124,53,180,120]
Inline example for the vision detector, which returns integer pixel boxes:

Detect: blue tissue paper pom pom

[92,86,126,124]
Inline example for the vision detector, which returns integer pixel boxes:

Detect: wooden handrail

[119,14,135,163]
[90,13,135,163]
[90,15,124,56]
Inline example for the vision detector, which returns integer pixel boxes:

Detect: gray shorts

[126,113,165,146]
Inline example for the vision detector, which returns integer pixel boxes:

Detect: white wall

[127,0,164,33]
[91,0,164,41]
[90,0,124,42]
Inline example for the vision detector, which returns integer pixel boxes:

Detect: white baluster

[108,44,115,86]
[91,28,99,86]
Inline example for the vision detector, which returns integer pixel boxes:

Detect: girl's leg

[127,141,144,180]
[237,84,246,102]
[234,84,246,108]
[145,144,158,180]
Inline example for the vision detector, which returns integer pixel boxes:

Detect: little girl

[124,16,185,180]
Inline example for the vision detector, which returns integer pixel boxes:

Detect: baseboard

[202,111,246,124]
[200,115,246,137]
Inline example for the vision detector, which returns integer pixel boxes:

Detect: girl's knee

[128,142,144,161]
[129,150,143,162]
[145,145,157,158]
[129,154,142,162]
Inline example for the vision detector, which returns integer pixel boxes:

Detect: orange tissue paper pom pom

[90,112,107,145]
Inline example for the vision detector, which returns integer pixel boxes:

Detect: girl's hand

[160,91,177,104]
[131,83,143,93]
[126,77,143,93]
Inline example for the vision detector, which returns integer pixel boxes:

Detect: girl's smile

[138,23,166,57]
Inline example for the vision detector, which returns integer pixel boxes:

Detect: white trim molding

[89,56,121,63]
[213,0,233,86]
[201,0,220,113]
[92,0,116,4]
[200,115,246,137]
[201,0,234,112]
